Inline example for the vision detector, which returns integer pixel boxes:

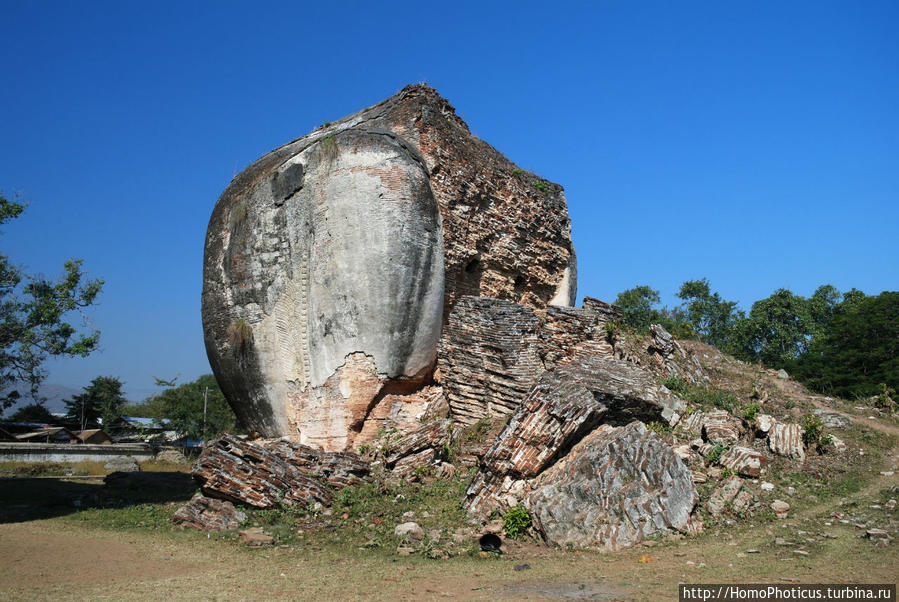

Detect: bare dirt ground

[2,353,897,601]
[1,460,896,601]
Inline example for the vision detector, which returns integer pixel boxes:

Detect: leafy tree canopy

[134,374,236,442]
[788,291,897,398]
[0,194,103,410]
[614,285,661,333]
[64,376,128,430]
[676,278,743,349]
[733,288,816,366]
[7,402,55,423]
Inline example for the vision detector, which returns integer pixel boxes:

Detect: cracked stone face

[202,129,444,449]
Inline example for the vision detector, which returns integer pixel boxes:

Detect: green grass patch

[661,376,737,412]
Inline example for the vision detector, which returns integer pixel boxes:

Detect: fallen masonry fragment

[191,433,369,509]
[173,493,246,531]
[767,422,806,460]
[464,355,686,514]
[707,476,744,516]
[525,422,697,551]
[719,445,768,478]
[437,297,618,426]
[700,410,746,445]
[384,419,452,468]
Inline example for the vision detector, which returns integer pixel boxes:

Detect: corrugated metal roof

[120,416,171,427]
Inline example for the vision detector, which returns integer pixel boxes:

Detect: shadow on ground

[0,472,196,523]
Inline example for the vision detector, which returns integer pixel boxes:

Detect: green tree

[733,288,815,366]
[7,402,55,423]
[806,284,842,339]
[145,374,236,441]
[789,291,898,398]
[0,195,103,410]
[64,376,128,430]
[614,285,662,332]
[676,279,742,349]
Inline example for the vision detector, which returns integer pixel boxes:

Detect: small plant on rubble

[502,505,532,539]
[800,413,824,447]
[707,444,726,464]
[742,403,761,421]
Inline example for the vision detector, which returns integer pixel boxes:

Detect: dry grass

[226,319,253,353]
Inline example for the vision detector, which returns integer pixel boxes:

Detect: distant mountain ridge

[2,384,79,417]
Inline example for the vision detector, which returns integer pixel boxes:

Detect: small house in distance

[14,426,78,443]
[107,416,174,443]
[74,429,113,445]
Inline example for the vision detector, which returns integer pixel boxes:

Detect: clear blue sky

[1,1,896,401]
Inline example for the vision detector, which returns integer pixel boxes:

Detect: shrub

[661,375,688,395]
[502,505,532,539]
[531,179,548,192]
[319,135,338,162]
[876,383,895,415]
[800,413,824,447]
[229,200,248,230]
[604,320,620,345]
[226,319,253,353]
[680,385,737,412]
[647,421,671,435]
[463,418,493,443]
[742,403,761,421]
[707,444,726,464]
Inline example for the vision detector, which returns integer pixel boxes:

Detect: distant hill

[2,384,79,417]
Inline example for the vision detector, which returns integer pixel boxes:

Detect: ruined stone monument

[194,84,719,551]
[203,84,576,450]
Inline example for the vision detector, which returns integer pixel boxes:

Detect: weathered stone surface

[828,434,847,452]
[536,304,615,368]
[192,434,369,508]
[203,85,576,447]
[646,324,706,384]
[203,127,444,449]
[812,409,851,429]
[682,412,708,437]
[394,521,425,541]
[581,297,623,322]
[689,438,717,459]
[707,476,744,516]
[771,499,790,519]
[719,446,768,478]
[464,356,685,513]
[525,422,697,551]
[732,490,754,514]
[173,493,246,531]
[355,385,447,449]
[768,423,805,460]
[683,410,744,444]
